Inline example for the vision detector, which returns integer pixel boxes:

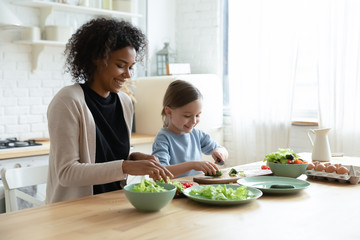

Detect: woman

[46,18,173,204]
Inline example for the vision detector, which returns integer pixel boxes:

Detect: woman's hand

[212,147,229,165]
[129,152,158,161]
[122,159,174,182]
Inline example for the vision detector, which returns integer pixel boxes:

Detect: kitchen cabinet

[11,0,143,72]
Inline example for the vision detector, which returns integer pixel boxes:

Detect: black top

[81,84,129,195]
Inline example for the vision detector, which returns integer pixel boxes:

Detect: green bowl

[268,162,308,178]
[124,182,176,212]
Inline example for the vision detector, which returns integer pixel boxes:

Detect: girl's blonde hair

[161,80,203,127]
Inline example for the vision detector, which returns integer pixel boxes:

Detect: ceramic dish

[183,184,262,205]
[124,182,176,212]
[237,176,310,194]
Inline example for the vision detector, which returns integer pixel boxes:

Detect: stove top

[0,138,42,150]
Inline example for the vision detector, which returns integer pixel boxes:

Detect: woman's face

[165,99,202,134]
[91,46,136,98]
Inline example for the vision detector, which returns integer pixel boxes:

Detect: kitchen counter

[0,133,155,160]
[0,160,359,239]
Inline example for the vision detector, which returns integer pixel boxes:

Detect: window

[222,0,229,108]
[223,0,320,123]
[291,43,319,124]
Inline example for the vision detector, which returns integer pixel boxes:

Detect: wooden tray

[193,168,272,184]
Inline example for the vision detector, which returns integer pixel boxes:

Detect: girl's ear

[164,106,172,118]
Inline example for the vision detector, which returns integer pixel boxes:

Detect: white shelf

[11,0,142,19]
[11,0,143,72]
[14,40,66,72]
[14,40,66,46]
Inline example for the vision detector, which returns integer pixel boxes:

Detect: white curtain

[228,0,299,165]
[317,0,360,156]
[228,0,360,165]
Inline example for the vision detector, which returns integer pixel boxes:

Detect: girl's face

[165,99,202,134]
[91,46,136,98]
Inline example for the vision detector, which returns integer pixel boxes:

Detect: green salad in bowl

[264,148,308,178]
[124,179,176,212]
[264,148,305,164]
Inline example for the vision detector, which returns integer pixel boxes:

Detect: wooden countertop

[0,160,359,239]
[0,133,155,160]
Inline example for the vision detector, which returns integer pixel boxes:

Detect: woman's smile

[91,46,136,98]
[114,78,126,88]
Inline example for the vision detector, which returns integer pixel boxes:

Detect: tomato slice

[261,165,270,170]
[181,182,194,189]
[294,159,304,164]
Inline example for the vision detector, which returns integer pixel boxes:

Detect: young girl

[152,80,229,178]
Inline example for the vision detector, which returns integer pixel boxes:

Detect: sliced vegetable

[294,159,305,164]
[205,170,223,177]
[228,168,245,177]
[171,181,185,193]
[228,168,238,177]
[181,182,194,189]
[264,148,300,164]
[261,165,270,170]
[157,178,194,194]
[132,179,167,193]
[189,185,253,200]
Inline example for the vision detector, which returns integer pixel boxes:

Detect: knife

[216,158,224,166]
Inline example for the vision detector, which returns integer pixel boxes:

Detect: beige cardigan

[46,83,133,204]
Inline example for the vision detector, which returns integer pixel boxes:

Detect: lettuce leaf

[131,179,167,193]
[189,185,252,200]
[264,148,299,164]
[158,177,184,193]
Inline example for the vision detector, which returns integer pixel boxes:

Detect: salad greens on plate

[189,185,253,201]
[183,184,263,205]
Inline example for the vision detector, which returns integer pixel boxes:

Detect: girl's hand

[212,147,229,165]
[192,161,219,176]
[122,159,174,182]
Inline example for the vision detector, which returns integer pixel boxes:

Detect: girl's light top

[152,127,220,177]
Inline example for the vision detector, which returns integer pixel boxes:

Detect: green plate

[237,176,310,194]
[183,184,263,205]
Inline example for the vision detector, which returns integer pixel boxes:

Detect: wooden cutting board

[193,168,273,184]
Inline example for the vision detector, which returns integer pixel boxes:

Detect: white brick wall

[0,3,82,140]
[175,0,221,75]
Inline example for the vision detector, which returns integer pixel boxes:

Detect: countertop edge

[0,133,155,160]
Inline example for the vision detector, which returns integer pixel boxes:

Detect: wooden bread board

[193,168,272,184]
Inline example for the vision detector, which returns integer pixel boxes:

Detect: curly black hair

[64,18,148,83]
